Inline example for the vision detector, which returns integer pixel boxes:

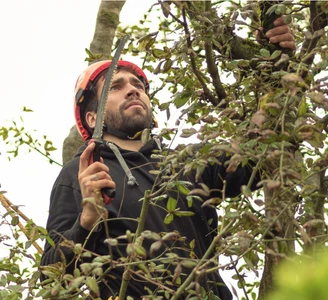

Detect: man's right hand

[78,142,116,230]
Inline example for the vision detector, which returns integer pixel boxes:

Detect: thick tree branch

[203,2,227,102]
[88,1,126,64]
[299,1,326,68]
[182,4,221,106]
[0,193,43,255]
[62,1,126,164]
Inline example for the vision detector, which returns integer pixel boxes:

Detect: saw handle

[88,140,116,205]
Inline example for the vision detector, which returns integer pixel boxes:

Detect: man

[40,18,295,299]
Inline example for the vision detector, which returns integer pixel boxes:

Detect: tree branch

[88,1,126,64]
[299,1,326,68]
[0,193,43,255]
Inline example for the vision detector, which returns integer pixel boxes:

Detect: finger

[256,27,265,41]
[82,175,115,196]
[273,15,288,26]
[266,25,291,38]
[91,179,116,198]
[279,41,296,50]
[79,142,95,172]
[90,173,99,181]
[99,179,116,190]
[90,171,111,182]
[269,32,294,44]
[274,15,292,26]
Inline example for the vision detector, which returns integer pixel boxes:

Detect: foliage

[117,1,328,298]
[0,107,61,166]
[0,193,46,299]
[267,250,328,300]
[1,0,328,299]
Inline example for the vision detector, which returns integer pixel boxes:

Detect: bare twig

[0,193,43,255]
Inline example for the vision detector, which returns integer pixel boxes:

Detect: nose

[126,84,140,99]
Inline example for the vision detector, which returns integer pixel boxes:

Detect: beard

[104,101,153,137]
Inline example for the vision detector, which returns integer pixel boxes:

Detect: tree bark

[89,0,126,62]
[62,125,84,165]
[258,185,297,300]
[62,1,125,164]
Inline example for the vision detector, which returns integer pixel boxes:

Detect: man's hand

[78,142,116,231]
[258,16,296,50]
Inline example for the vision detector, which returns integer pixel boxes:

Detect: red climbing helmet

[74,60,149,141]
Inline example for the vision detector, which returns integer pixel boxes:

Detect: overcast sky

[0,0,159,227]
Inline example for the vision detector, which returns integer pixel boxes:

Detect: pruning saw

[89,34,130,205]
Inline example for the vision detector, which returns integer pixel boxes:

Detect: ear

[85,111,97,129]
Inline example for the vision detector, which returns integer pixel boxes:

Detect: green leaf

[51,283,62,296]
[176,182,191,195]
[173,90,192,108]
[22,106,33,112]
[180,260,198,268]
[158,102,170,111]
[0,127,8,140]
[69,276,85,290]
[164,213,174,224]
[174,211,195,217]
[163,59,173,72]
[275,4,286,15]
[92,267,103,276]
[152,48,167,58]
[137,263,150,275]
[196,164,206,182]
[186,196,193,207]
[260,48,271,57]
[180,128,197,138]
[241,185,252,198]
[149,170,162,175]
[167,197,177,211]
[270,50,282,60]
[145,37,156,50]
[131,243,147,259]
[0,274,6,287]
[11,216,19,226]
[86,276,100,296]
[80,263,92,275]
[265,4,278,16]
[285,14,292,24]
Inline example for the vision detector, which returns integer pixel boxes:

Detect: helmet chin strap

[103,125,144,140]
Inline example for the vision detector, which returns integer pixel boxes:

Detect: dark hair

[81,65,149,137]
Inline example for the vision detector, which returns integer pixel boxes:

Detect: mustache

[121,97,147,110]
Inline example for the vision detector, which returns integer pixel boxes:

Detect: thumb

[256,27,264,41]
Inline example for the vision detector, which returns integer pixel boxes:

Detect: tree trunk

[258,171,297,299]
[89,0,126,62]
[62,1,125,164]
[62,125,84,165]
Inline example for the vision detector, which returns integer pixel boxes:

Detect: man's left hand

[264,16,295,50]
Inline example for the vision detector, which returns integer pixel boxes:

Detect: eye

[109,85,120,91]
[135,83,145,91]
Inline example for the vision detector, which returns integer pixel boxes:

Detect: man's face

[95,70,153,137]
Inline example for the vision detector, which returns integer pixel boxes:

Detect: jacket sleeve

[40,160,101,278]
[203,154,260,198]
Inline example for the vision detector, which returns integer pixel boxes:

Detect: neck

[103,132,144,151]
